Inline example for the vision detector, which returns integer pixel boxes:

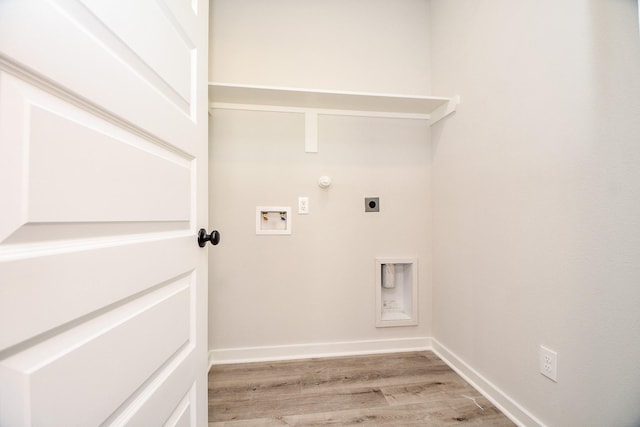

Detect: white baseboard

[431,338,544,427]
[208,336,431,367]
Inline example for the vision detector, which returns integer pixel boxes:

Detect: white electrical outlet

[298,197,309,214]
[539,345,558,382]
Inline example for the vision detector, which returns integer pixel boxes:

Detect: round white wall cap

[318,176,332,189]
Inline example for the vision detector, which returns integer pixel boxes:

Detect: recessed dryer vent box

[375,257,418,327]
[256,206,291,235]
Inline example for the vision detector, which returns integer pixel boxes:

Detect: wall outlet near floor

[539,345,558,382]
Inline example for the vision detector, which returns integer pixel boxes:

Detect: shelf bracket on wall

[305,112,318,153]
[428,95,460,126]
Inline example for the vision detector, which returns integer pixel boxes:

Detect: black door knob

[198,228,220,247]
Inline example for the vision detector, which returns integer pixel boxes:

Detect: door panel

[0,0,199,152]
[0,0,209,425]
[0,72,192,230]
[2,277,191,426]
[0,237,193,351]
[80,0,194,105]
[122,363,197,426]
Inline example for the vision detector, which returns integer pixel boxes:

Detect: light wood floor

[208,351,515,426]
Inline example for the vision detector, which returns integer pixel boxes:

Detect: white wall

[208,110,432,355]
[209,0,640,424]
[430,1,640,426]
[210,0,431,95]
[208,0,434,359]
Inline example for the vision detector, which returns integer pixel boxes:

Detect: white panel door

[0,0,210,425]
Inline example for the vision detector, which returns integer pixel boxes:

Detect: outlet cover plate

[539,345,558,382]
[298,197,309,214]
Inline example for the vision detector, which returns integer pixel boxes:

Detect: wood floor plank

[208,351,515,426]
[209,399,514,427]
[281,398,514,426]
[380,376,478,406]
[300,362,456,393]
[210,386,387,422]
[210,375,302,402]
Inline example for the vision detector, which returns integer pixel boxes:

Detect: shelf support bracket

[305,111,318,153]
[429,95,460,126]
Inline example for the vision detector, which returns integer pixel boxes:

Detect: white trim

[209,102,431,120]
[431,338,545,427]
[208,337,431,367]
